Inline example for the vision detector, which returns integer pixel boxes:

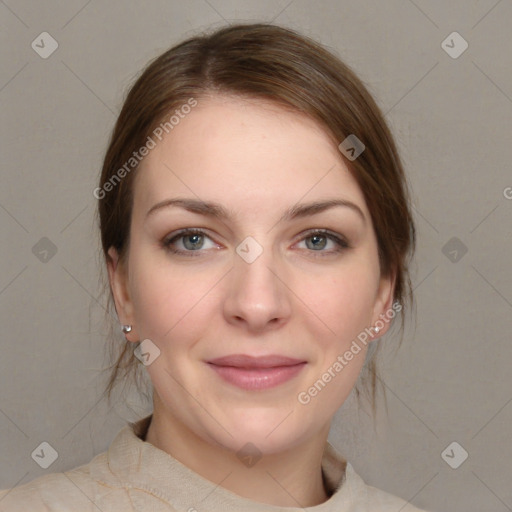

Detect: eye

[295,229,350,255]
[162,228,350,258]
[162,228,220,256]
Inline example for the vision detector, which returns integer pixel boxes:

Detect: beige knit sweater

[0,415,429,511]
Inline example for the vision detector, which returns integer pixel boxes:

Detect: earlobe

[107,247,138,342]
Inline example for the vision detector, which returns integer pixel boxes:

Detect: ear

[107,247,138,343]
[370,268,397,340]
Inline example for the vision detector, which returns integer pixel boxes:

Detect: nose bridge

[224,235,291,329]
[235,240,276,290]
[234,236,280,299]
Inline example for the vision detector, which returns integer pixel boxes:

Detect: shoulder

[0,418,158,512]
[324,443,431,511]
[0,452,133,512]
[364,482,429,511]
[343,463,431,512]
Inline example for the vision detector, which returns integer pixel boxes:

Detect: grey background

[1,1,511,511]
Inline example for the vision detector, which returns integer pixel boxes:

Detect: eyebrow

[145,197,366,224]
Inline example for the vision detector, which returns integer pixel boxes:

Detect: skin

[108,94,395,507]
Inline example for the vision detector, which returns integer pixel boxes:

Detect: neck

[145,398,332,507]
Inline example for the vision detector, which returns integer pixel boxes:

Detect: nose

[222,243,292,333]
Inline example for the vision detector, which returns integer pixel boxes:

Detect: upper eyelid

[163,228,217,244]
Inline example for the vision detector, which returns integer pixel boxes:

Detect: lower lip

[208,363,306,390]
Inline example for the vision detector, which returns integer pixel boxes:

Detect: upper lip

[207,354,306,368]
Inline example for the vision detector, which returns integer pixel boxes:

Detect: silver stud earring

[372,326,380,334]
[121,325,132,333]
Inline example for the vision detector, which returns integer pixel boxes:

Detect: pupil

[308,235,326,250]
[185,234,203,250]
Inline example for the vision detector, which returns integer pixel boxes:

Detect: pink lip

[207,354,306,390]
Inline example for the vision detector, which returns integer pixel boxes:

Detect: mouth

[206,354,307,390]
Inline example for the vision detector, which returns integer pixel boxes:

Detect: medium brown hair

[97,23,416,411]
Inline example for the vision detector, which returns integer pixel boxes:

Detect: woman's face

[109,95,394,455]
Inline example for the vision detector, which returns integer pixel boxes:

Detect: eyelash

[162,228,350,258]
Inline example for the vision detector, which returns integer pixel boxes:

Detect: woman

[0,23,428,511]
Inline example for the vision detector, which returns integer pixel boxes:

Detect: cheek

[295,267,376,414]
[129,255,220,343]
[299,263,378,344]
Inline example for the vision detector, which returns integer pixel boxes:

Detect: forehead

[132,95,368,219]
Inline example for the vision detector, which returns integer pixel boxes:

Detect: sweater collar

[93,414,368,511]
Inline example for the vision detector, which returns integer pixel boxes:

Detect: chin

[214,409,314,455]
